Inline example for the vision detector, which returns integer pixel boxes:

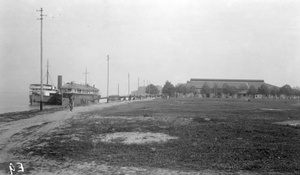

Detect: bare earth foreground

[0,98,299,175]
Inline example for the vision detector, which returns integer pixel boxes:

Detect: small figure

[69,94,74,111]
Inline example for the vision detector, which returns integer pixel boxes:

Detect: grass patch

[17,98,300,173]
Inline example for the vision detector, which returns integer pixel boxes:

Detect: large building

[186,78,277,90]
[185,78,278,98]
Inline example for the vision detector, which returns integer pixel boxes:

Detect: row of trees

[161,81,197,97]
[252,84,300,97]
[143,81,196,97]
[160,81,300,98]
[205,83,300,97]
[145,84,160,95]
[144,81,300,98]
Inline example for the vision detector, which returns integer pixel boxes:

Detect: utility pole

[118,84,119,97]
[138,78,139,88]
[83,67,89,85]
[107,55,109,103]
[128,73,130,95]
[37,7,46,111]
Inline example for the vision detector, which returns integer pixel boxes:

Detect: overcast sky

[1,0,300,96]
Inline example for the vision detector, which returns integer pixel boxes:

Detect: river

[0,92,60,114]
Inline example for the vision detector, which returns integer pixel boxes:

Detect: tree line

[143,81,300,98]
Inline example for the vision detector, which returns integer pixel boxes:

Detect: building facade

[186,78,278,98]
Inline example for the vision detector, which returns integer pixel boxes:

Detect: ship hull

[29,93,62,105]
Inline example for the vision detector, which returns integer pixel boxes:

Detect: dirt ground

[0,99,215,175]
[0,101,149,174]
[0,98,299,175]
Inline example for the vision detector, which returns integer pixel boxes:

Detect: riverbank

[0,98,110,122]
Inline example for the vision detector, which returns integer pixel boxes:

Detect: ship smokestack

[58,75,62,90]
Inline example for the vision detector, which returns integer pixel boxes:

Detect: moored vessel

[60,81,100,106]
[29,84,61,105]
[29,60,62,105]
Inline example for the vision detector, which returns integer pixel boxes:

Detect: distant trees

[145,84,160,95]
[189,86,198,96]
[166,81,300,99]
[162,81,175,97]
[238,84,248,91]
[293,87,300,96]
[222,83,237,96]
[247,85,257,97]
[175,84,188,95]
[279,84,293,96]
[201,83,211,97]
[270,87,280,97]
[246,84,300,98]
[258,84,270,96]
[175,84,198,96]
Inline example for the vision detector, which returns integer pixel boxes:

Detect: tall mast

[37,7,46,111]
[83,67,89,85]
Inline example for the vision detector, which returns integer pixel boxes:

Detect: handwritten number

[9,162,24,175]
[16,162,24,172]
[9,163,15,175]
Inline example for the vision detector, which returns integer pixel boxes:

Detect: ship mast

[83,67,89,85]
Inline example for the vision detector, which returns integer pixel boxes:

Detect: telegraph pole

[37,7,46,111]
[138,78,139,88]
[107,55,109,103]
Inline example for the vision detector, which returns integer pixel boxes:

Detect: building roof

[187,78,277,89]
[61,82,99,92]
[190,78,264,83]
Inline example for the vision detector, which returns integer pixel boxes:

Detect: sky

[1,0,300,96]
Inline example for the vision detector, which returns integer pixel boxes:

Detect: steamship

[29,61,62,105]
[29,84,61,105]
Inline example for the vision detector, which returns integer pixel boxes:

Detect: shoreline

[0,99,153,123]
